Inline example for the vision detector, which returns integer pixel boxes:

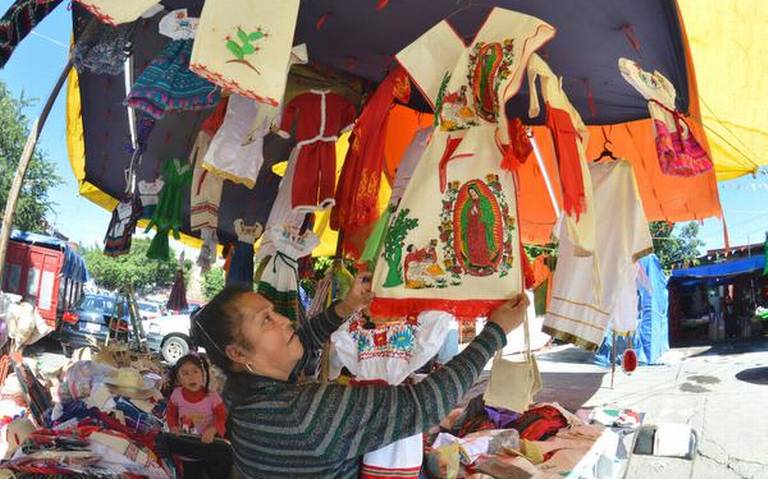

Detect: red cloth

[278,91,357,211]
[166,388,227,437]
[545,105,586,219]
[501,117,532,172]
[333,67,410,250]
[200,97,229,136]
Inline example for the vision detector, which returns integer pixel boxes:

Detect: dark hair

[194,285,252,372]
[170,354,210,392]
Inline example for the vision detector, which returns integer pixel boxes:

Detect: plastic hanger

[593,126,618,162]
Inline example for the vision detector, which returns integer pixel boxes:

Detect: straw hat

[103,367,158,399]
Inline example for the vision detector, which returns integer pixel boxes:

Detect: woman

[195,273,526,478]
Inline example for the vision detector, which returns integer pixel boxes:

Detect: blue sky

[0,2,766,252]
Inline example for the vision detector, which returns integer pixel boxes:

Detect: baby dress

[331,311,451,479]
[257,225,319,320]
[145,159,192,261]
[190,100,228,232]
[126,10,220,119]
[226,219,263,289]
[138,178,164,220]
[618,57,712,177]
[103,195,142,257]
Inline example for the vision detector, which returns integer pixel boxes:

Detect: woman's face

[469,188,479,200]
[225,292,304,379]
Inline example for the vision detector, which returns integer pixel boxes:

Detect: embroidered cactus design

[225,27,267,74]
[382,209,419,288]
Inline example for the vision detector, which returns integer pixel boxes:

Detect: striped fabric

[223,307,506,478]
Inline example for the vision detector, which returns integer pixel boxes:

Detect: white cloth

[196,227,218,272]
[202,95,268,189]
[190,131,223,230]
[544,160,652,350]
[258,224,318,297]
[331,310,451,385]
[138,179,164,208]
[257,149,305,261]
[234,219,263,244]
[389,126,433,207]
[371,8,555,318]
[74,0,159,26]
[158,9,198,40]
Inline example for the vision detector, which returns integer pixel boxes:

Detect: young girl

[166,354,231,479]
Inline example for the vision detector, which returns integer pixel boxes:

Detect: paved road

[534,339,768,479]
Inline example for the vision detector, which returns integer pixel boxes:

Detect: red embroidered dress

[277,90,357,213]
[370,8,555,319]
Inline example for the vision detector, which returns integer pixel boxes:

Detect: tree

[202,268,225,301]
[0,82,61,232]
[83,238,182,294]
[382,209,418,287]
[650,221,704,272]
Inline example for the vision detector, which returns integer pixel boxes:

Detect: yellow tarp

[679,0,768,180]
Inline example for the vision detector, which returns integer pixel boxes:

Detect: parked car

[58,294,131,353]
[137,301,164,321]
[143,305,201,364]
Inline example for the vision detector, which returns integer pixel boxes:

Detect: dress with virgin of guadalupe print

[370,8,556,319]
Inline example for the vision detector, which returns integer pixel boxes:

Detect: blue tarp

[9,230,90,283]
[594,254,670,367]
[671,255,765,280]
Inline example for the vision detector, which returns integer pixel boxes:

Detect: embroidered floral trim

[347,317,419,361]
[189,63,280,107]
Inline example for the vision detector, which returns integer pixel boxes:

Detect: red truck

[2,231,89,328]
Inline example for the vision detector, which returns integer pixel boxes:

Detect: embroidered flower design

[389,328,415,351]
[225,27,268,74]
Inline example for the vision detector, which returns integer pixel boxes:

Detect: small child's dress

[145,159,192,260]
[226,219,263,288]
[618,57,712,177]
[103,195,142,257]
[277,90,357,212]
[331,311,452,479]
[257,225,319,320]
[126,38,220,119]
[138,178,164,220]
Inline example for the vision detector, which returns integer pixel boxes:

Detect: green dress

[146,159,193,260]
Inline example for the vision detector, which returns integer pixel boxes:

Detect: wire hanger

[593,125,618,162]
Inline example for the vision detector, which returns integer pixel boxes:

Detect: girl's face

[178,361,205,392]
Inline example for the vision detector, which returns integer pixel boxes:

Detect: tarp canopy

[678,0,768,180]
[594,254,669,366]
[671,255,766,280]
[10,230,90,283]
[63,0,723,250]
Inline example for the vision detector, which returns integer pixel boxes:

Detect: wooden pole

[610,330,617,389]
[0,58,74,283]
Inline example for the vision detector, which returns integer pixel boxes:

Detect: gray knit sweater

[222,307,506,478]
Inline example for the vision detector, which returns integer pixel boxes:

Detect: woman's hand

[335,272,374,318]
[488,294,529,334]
[201,427,217,444]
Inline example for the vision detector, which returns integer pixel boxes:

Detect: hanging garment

[278,90,357,212]
[167,269,188,312]
[74,0,158,25]
[190,130,223,231]
[146,159,193,261]
[618,58,712,177]
[332,66,411,238]
[201,95,269,189]
[0,0,63,68]
[190,0,300,105]
[370,8,554,319]
[72,19,133,76]
[257,225,319,320]
[544,160,653,351]
[257,151,305,262]
[332,311,451,479]
[196,227,218,273]
[226,220,263,288]
[103,195,142,257]
[527,53,596,256]
[202,45,308,188]
[126,39,220,119]
[138,178,164,220]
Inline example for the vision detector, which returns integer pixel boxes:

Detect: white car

[142,313,195,364]
[137,301,164,321]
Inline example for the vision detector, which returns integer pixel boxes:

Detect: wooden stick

[0,58,74,282]
[610,330,617,389]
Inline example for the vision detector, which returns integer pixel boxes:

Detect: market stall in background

[0,0,756,477]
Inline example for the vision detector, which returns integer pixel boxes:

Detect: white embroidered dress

[371,8,555,319]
